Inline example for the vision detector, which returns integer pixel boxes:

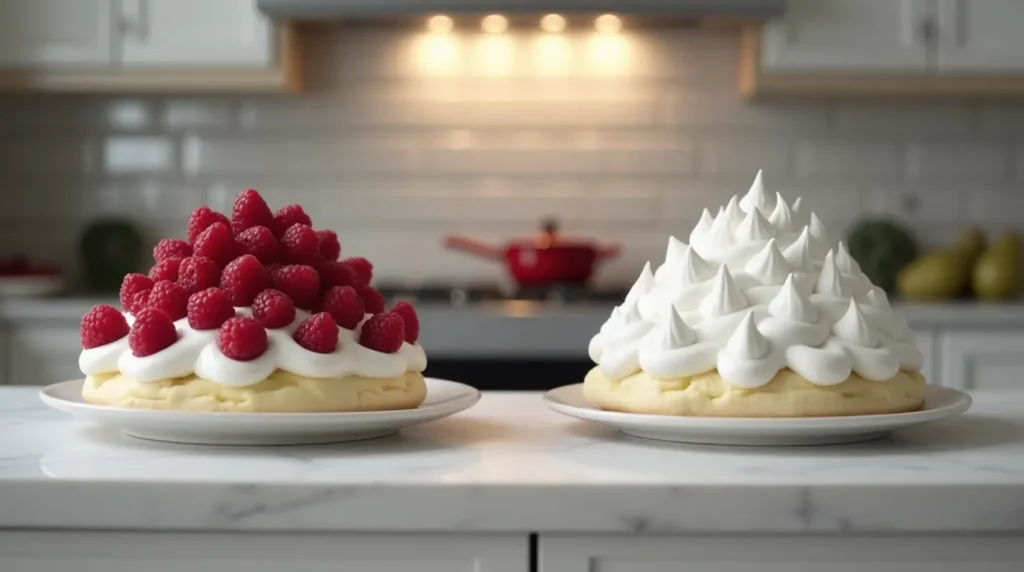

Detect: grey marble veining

[2,388,1024,533]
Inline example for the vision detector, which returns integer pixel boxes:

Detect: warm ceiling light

[594,14,622,34]
[427,15,454,34]
[481,14,508,34]
[540,14,566,32]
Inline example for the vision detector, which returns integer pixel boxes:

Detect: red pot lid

[506,218,603,250]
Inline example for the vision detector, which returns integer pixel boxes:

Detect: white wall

[0,24,1021,287]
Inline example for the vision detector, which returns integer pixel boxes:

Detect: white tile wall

[1,24,1024,286]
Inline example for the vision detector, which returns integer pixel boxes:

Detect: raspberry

[343,257,373,285]
[80,304,129,349]
[355,283,386,314]
[218,317,268,361]
[120,273,154,313]
[321,286,365,329]
[389,301,420,344]
[273,204,312,238]
[187,287,235,330]
[318,260,360,290]
[293,312,339,354]
[193,222,237,267]
[235,225,279,265]
[146,280,188,321]
[359,312,404,354]
[153,238,192,262]
[220,255,270,307]
[231,188,274,235]
[280,223,321,265]
[270,264,320,310]
[252,288,296,329]
[177,256,220,295]
[187,206,230,245]
[148,257,183,282]
[316,230,340,261]
[129,289,152,314]
[129,307,178,357]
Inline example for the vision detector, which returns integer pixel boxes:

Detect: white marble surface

[2,387,1024,533]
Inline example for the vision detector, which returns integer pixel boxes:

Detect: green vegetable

[79,219,144,293]
[846,219,918,294]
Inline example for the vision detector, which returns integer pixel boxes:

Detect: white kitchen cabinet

[935,0,1024,73]
[120,0,273,67]
[760,0,932,72]
[0,0,115,67]
[539,535,1024,572]
[939,331,1024,389]
[7,327,83,385]
[3,531,528,572]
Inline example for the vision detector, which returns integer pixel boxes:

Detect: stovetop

[374,282,628,307]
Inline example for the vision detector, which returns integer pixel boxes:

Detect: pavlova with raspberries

[77,188,427,413]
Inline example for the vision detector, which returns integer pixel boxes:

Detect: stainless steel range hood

[257,0,785,19]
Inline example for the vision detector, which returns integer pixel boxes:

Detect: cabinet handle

[917,18,936,44]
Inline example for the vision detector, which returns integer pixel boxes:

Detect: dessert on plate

[585,171,926,418]
[77,189,427,413]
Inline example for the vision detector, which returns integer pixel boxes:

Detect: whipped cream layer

[589,170,922,388]
[79,308,427,387]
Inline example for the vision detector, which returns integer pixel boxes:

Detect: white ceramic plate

[41,378,480,446]
[544,384,972,446]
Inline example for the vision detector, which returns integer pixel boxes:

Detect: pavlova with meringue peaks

[77,188,427,413]
[584,171,926,418]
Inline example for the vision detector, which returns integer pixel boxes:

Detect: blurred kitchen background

[2,0,1024,391]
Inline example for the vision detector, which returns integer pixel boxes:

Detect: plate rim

[543,383,972,428]
[40,377,480,420]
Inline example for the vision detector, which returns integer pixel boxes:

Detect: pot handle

[444,235,505,261]
[595,244,622,262]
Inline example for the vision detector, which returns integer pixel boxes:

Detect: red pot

[444,219,620,287]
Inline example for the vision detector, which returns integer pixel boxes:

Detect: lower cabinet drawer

[540,535,1024,572]
[940,331,1024,389]
[1,531,528,572]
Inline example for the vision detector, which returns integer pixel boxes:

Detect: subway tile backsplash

[1,24,1023,287]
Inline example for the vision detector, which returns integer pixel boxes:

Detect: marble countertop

[2,388,1024,534]
[4,297,1024,358]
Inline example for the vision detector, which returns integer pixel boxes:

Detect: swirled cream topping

[593,170,922,388]
[80,307,427,387]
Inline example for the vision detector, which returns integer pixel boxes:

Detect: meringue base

[583,367,926,418]
[82,370,427,413]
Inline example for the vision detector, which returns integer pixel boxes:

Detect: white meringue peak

[722,195,745,230]
[700,265,747,318]
[739,170,773,214]
[815,250,850,298]
[653,237,687,284]
[769,274,817,323]
[661,306,696,349]
[782,226,814,271]
[735,207,775,242]
[676,246,716,285]
[689,209,714,244]
[835,241,862,274]
[866,287,891,310]
[833,299,879,348]
[724,311,768,359]
[809,212,827,241]
[745,238,791,286]
[704,207,734,248]
[768,192,794,231]
[626,261,655,303]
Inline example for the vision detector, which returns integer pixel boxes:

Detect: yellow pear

[971,233,1022,301]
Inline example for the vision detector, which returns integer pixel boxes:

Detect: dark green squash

[846,219,918,294]
[79,219,144,293]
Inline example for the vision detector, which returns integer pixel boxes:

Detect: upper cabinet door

[761,0,932,72]
[935,0,1024,72]
[0,0,114,66]
[120,0,273,66]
